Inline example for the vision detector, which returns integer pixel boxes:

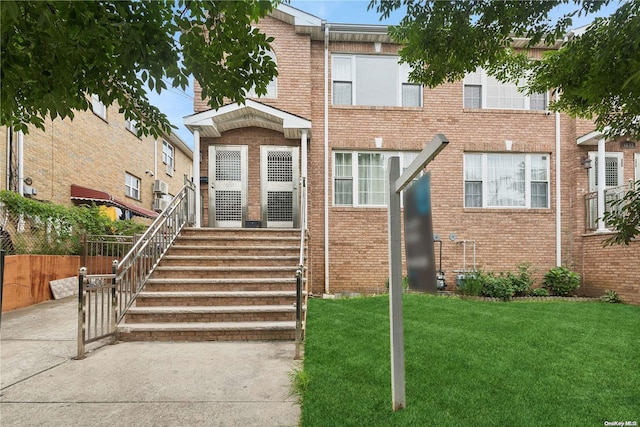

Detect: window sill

[463,108,549,115]
[463,207,552,214]
[126,128,141,139]
[333,206,388,211]
[92,112,108,123]
[331,105,423,112]
[125,195,142,202]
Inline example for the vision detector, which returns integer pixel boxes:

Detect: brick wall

[190,10,640,301]
[1,104,192,216]
[580,235,639,304]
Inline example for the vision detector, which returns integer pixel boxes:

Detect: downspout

[154,138,158,178]
[324,22,330,294]
[17,130,24,196]
[5,128,11,190]
[193,128,201,228]
[555,104,561,266]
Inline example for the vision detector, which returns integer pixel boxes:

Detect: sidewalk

[0,297,301,426]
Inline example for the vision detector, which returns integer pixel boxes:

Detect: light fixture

[580,156,592,169]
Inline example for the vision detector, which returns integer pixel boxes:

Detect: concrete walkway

[0,297,301,426]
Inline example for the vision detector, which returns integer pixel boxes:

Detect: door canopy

[184,99,311,139]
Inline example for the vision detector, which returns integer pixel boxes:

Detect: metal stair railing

[115,178,195,324]
[295,177,308,359]
[76,178,195,358]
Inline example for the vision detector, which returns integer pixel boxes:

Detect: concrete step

[174,235,301,247]
[168,245,300,257]
[144,277,300,292]
[152,266,302,280]
[180,227,301,237]
[161,255,302,267]
[136,290,301,306]
[125,305,302,323]
[117,321,298,341]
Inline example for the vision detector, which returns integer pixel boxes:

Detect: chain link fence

[0,209,83,255]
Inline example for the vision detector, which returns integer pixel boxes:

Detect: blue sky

[149,0,621,148]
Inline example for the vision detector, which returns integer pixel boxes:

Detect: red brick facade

[191,7,639,301]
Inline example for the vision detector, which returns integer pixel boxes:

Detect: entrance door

[261,146,299,228]
[209,145,248,228]
[588,152,624,191]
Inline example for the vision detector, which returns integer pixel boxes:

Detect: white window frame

[247,50,277,99]
[331,54,422,107]
[91,94,107,120]
[125,172,141,200]
[463,152,550,209]
[588,152,624,191]
[162,140,174,175]
[333,150,419,207]
[125,118,138,135]
[463,68,547,111]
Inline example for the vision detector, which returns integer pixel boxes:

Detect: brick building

[2,97,193,220]
[185,5,639,303]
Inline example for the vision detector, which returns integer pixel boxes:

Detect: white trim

[184,99,311,139]
[331,54,423,107]
[588,151,624,191]
[635,153,639,183]
[91,94,107,120]
[463,152,551,209]
[463,68,547,111]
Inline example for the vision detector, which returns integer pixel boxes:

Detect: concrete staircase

[117,228,306,341]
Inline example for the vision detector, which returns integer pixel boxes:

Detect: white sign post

[387,134,448,411]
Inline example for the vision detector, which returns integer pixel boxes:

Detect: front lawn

[301,295,639,426]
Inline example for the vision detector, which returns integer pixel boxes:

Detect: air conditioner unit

[153,198,170,212]
[153,179,168,194]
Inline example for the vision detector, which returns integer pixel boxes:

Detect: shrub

[0,190,145,255]
[542,266,580,296]
[509,262,535,297]
[532,288,550,297]
[481,273,514,300]
[458,272,484,296]
[600,290,623,303]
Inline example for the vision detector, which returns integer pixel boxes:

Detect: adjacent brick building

[185,5,639,303]
[2,98,193,220]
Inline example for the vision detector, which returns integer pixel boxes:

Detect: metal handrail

[295,177,307,359]
[115,178,195,323]
[584,181,633,231]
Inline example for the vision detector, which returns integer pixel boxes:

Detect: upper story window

[125,172,141,200]
[464,153,550,209]
[162,140,174,176]
[91,94,107,120]
[247,50,277,99]
[463,68,547,111]
[125,118,138,135]
[332,55,422,107]
[334,150,418,207]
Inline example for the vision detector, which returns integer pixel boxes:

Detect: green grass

[301,295,640,426]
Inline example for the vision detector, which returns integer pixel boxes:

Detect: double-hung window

[162,140,174,176]
[247,50,277,99]
[464,153,550,208]
[334,151,418,206]
[332,55,422,107]
[463,68,547,111]
[91,94,107,120]
[125,173,141,200]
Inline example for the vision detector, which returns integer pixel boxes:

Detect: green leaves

[370,0,639,139]
[1,1,278,138]
[603,182,640,246]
